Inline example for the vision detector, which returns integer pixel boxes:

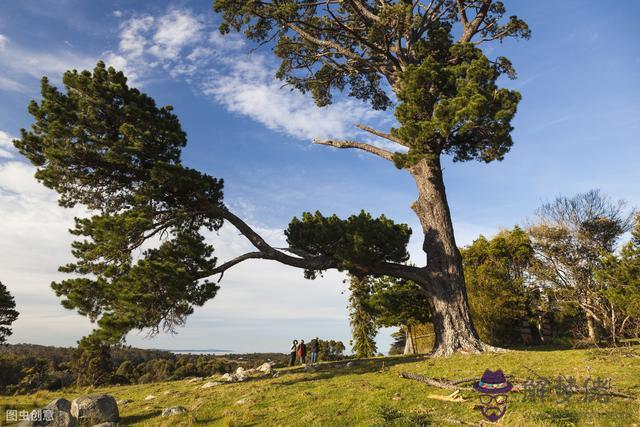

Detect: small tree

[461,227,535,345]
[596,214,640,343]
[365,276,432,355]
[347,275,378,358]
[73,339,113,387]
[0,281,19,344]
[528,190,633,343]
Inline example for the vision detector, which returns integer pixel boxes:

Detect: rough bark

[408,157,493,356]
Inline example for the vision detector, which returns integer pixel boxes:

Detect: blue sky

[0,1,638,354]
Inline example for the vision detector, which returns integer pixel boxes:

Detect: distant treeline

[0,340,346,395]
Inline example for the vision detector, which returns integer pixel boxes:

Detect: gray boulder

[19,398,76,427]
[70,395,119,425]
[161,406,187,417]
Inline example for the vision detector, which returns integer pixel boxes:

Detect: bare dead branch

[313,138,396,161]
[356,124,406,145]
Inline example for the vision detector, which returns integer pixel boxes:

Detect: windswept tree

[14,63,413,349]
[15,0,531,355]
[212,0,530,354]
[0,281,19,344]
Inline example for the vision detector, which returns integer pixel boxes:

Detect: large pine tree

[213,0,530,354]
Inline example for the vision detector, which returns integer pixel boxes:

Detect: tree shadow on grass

[275,354,428,386]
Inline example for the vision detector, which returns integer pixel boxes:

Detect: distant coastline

[162,349,232,355]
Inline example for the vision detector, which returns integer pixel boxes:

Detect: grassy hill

[3,346,640,426]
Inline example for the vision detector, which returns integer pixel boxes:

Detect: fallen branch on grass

[400,372,635,399]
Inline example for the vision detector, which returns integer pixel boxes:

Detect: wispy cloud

[0,33,96,93]
[104,8,390,142]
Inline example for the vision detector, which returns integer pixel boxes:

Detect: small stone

[346,361,354,367]
[117,399,132,406]
[187,377,203,383]
[392,393,402,401]
[220,373,234,382]
[162,390,172,396]
[235,398,251,405]
[201,381,222,389]
[144,395,156,401]
[161,406,188,417]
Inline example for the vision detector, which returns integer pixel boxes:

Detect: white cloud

[202,55,380,140]
[0,131,17,158]
[107,8,390,142]
[118,16,154,59]
[0,33,96,93]
[150,9,204,60]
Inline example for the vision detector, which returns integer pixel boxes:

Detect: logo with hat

[473,369,513,422]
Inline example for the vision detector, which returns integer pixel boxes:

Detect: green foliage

[0,282,18,344]
[348,275,378,358]
[0,344,239,394]
[462,226,535,345]
[597,215,640,334]
[213,1,528,115]
[14,62,225,345]
[366,276,431,328]
[392,41,521,167]
[316,339,346,361]
[214,1,527,168]
[286,211,411,278]
[528,190,633,342]
[73,344,113,387]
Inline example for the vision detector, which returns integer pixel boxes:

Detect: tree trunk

[408,157,492,356]
[403,324,416,355]
[586,315,597,342]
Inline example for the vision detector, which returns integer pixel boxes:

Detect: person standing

[297,339,307,365]
[310,337,319,364]
[289,339,298,367]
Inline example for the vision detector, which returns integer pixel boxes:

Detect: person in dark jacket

[297,339,307,365]
[310,337,319,364]
[289,340,298,366]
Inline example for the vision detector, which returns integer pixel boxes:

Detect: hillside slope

[3,347,640,426]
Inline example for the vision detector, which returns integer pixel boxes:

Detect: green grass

[2,347,640,426]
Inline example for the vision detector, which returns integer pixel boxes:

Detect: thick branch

[458,0,491,43]
[196,199,430,284]
[313,138,396,161]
